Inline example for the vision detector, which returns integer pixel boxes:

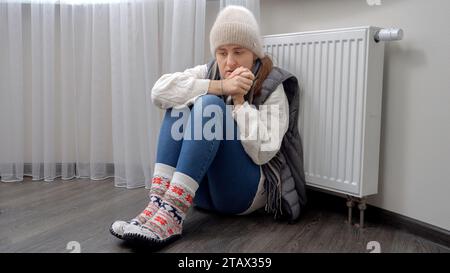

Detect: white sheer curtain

[0,0,206,188]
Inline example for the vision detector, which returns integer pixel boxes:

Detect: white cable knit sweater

[151,64,289,214]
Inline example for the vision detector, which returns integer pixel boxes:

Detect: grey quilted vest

[206,59,307,222]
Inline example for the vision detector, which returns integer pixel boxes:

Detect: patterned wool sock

[135,163,175,224]
[138,171,198,240]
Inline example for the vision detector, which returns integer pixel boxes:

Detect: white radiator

[263,26,391,198]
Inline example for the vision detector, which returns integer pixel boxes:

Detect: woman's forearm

[208,80,223,96]
[208,80,245,107]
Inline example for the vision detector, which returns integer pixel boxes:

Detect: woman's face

[215,44,256,79]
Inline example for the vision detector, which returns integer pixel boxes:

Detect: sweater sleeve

[150,64,211,109]
[232,84,290,165]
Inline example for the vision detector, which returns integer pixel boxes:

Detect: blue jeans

[155,95,261,214]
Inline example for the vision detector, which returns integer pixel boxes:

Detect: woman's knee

[191,95,227,130]
[193,94,225,110]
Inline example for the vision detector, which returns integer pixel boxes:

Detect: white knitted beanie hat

[209,5,264,58]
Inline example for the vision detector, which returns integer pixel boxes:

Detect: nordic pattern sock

[140,171,198,240]
[135,163,175,224]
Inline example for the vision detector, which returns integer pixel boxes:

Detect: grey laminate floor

[0,177,448,253]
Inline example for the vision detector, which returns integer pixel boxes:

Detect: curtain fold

[0,0,206,188]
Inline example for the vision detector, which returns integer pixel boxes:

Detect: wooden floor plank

[0,178,448,253]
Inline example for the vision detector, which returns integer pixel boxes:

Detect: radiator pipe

[374,28,404,42]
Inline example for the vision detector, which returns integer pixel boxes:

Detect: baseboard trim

[306,188,450,248]
[367,205,450,248]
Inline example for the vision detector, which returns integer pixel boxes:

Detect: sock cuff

[171,171,199,193]
[154,163,176,179]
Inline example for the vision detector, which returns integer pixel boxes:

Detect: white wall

[206,0,450,231]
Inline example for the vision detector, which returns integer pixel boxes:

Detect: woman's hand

[229,67,254,107]
[222,75,253,97]
[228,66,255,81]
[222,67,255,97]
